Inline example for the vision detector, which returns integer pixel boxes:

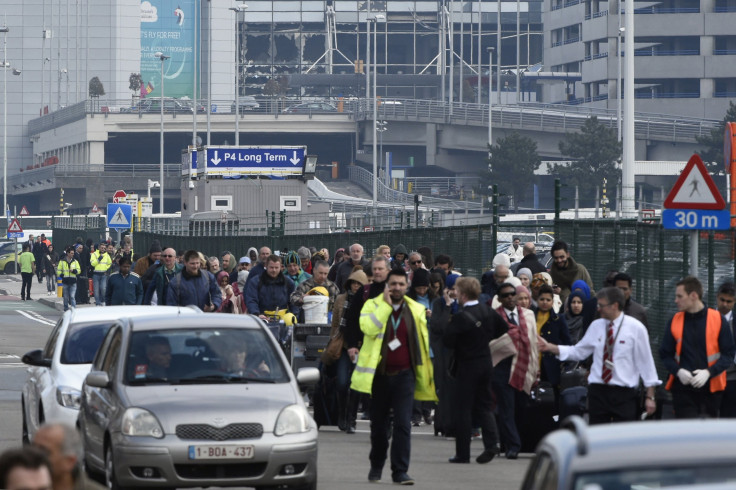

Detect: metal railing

[347,166,483,210]
[30,96,721,145]
[635,49,699,56]
[634,92,700,99]
[7,163,182,188]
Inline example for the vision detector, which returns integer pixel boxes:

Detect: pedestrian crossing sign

[106,203,132,229]
[7,218,22,233]
[664,154,725,210]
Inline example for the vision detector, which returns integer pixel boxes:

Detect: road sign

[7,218,23,238]
[8,219,22,233]
[662,209,731,230]
[203,146,307,176]
[664,154,725,210]
[18,206,29,216]
[112,190,127,204]
[91,202,100,213]
[106,203,132,229]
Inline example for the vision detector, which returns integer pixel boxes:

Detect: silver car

[78,313,319,490]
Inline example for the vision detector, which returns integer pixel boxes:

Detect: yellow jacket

[90,251,112,273]
[351,294,437,401]
[57,259,80,282]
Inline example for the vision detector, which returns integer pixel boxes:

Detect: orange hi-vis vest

[665,309,726,393]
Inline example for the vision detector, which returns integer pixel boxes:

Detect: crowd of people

[9,233,736,487]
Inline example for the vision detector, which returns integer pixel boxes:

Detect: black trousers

[453,358,499,460]
[587,384,639,425]
[369,370,415,475]
[720,379,736,418]
[672,384,722,419]
[20,272,33,300]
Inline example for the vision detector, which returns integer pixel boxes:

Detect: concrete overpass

[14,97,719,213]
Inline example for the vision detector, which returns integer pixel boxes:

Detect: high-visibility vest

[665,308,726,393]
[90,251,112,273]
[57,259,80,280]
[350,295,437,402]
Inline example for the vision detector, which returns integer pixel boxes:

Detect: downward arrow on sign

[211,150,222,166]
[290,151,301,165]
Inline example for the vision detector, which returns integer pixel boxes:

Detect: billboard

[140,0,198,99]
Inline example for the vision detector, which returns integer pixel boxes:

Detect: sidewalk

[0,274,95,312]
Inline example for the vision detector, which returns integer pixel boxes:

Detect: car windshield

[61,321,116,364]
[124,328,289,385]
[574,464,736,490]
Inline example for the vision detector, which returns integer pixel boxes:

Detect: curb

[38,297,65,312]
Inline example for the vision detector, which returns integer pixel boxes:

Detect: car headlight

[55,386,82,409]
[121,408,164,438]
[274,404,312,436]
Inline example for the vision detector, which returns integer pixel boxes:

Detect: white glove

[676,368,693,386]
[690,369,711,389]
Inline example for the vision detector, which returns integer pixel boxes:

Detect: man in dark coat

[516,242,547,275]
[245,254,296,317]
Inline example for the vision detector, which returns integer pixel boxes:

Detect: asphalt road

[0,281,531,489]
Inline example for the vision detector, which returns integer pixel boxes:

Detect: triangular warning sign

[91,203,100,213]
[109,208,130,226]
[7,218,23,233]
[664,154,726,210]
[18,206,29,216]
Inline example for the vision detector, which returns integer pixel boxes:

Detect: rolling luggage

[312,368,339,428]
[559,386,588,421]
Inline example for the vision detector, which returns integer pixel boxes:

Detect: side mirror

[85,371,111,389]
[296,367,320,390]
[22,349,52,368]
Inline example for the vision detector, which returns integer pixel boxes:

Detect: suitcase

[559,386,588,422]
[312,369,340,428]
[519,392,557,452]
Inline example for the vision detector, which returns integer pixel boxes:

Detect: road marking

[15,309,55,326]
[0,354,20,359]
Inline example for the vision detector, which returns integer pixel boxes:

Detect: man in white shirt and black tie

[538,287,659,424]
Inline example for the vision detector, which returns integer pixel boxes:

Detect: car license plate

[188,445,255,460]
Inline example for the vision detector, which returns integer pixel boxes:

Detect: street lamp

[229,3,248,146]
[155,51,169,214]
[377,120,388,185]
[147,179,160,199]
[617,25,624,142]
[369,14,385,209]
[1,25,20,219]
[487,47,495,160]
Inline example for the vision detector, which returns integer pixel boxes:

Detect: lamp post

[370,14,385,209]
[616,25,624,142]
[487,47,494,159]
[1,25,20,219]
[229,4,248,146]
[155,51,169,214]
[377,120,387,185]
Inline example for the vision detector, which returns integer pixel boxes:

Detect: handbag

[560,363,588,390]
[321,330,344,365]
[530,381,556,406]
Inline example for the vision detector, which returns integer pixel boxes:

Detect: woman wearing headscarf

[531,273,562,313]
[564,290,587,344]
[216,271,245,314]
[516,268,533,289]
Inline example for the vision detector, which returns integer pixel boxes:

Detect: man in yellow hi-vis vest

[660,276,736,419]
[351,268,436,486]
[90,242,112,306]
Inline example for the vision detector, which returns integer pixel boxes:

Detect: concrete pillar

[702,0,715,13]
[700,35,715,99]
[426,123,437,166]
[89,142,105,167]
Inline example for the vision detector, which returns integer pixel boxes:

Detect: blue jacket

[144,263,183,305]
[166,269,222,310]
[105,272,143,306]
[245,271,296,315]
[245,262,265,286]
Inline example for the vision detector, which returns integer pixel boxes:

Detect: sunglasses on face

[499,292,515,299]
[410,261,422,265]
[161,254,174,258]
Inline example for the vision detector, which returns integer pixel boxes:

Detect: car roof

[67,305,202,324]
[543,418,736,475]
[126,312,263,332]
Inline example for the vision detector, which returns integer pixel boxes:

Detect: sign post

[662,154,727,278]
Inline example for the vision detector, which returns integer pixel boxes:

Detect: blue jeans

[369,369,415,475]
[46,273,56,293]
[63,283,77,311]
[93,273,107,306]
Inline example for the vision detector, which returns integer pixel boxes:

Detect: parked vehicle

[283,102,338,114]
[122,98,205,114]
[231,96,260,112]
[78,313,320,490]
[521,416,736,490]
[20,306,202,443]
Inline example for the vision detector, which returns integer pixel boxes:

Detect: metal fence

[555,219,736,378]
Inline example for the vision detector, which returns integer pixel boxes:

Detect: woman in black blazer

[535,285,572,398]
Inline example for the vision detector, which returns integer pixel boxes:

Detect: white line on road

[0,363,26,368]
[15,310,55,326]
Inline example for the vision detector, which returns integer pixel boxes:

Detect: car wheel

[105,445,127,490]
[4,262,15,274]
[21,398,29,444]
